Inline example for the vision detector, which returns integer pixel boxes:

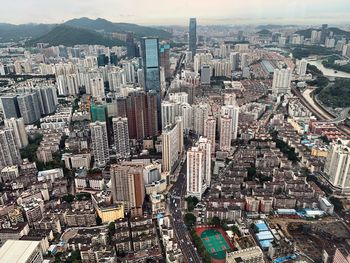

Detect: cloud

[0,0,349,25]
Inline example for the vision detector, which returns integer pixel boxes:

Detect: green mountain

[64,17,172,39]
[0,17,172,44]
[257,29,272,36]
[296,27,350,38]
[28,25,125,47]
[0,23,55,42]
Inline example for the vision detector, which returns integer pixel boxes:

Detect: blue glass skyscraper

[141,37,161,93]
[141,37,161,130]
[189,18,197,58]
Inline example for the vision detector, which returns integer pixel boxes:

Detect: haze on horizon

[1,0,350,26]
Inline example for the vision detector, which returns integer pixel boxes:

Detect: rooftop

[0,240,41,263]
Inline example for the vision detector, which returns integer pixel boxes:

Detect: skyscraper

[221,104,239,140]
[90,121,109,167]
[17,93,41,124]
[126,32,136,59]
[204,116,216,153]
[90,77,105,100]
[161,101,178,130]
[219,114,233,152]
[200,64,211,85]
[189,18,197,58]
[160,44,171,79]
[4,118,28,149]
[193,103,209,136]
[0,128,21,167]
[141,37,161,128]
[116,91,158,140]
[112,117,130,158]
[110,162,145,216]
[0,95,21,119]
[90,103,107,122]
[324,140,350,193]
[38,86,57,115]
[296,59,307,76]
[141,37,161,93]
[272,68,292,96]
[186,137,211,200]
[162,118,183,172]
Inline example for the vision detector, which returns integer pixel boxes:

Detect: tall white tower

[193,103,209,136]
[219,114,233,152]
[272,68,292,96]
[4,117,28,149]
[90,121,109,167]
[186,137,211,200]
[204,116,216,153]
[112,117,130,158]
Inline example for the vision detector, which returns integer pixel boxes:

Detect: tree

[108,222,116,236]
[62,194,74,203]
[96,215,103,225]
[210,216,221,227]
[186,196,199,212]
[184,213,196,228]
[329,196,344,212]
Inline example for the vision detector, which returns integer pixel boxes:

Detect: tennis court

[200,228,231,260]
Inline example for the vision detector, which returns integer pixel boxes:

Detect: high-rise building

[126,32,136,59]
[141,37,161,93]
[230,52,240,71]
[193,103,209,136]
[200,64,211,85]
[90,77,105,100]
[143,162,162,185]
[169,92,188,104]
[4,117,28,149]
[161,101,178,130]
[219,114,233,152]
[160,44,171,79]
[224,93,237,106]
[0,240,44,263]
[90,103,107,122]
[320,24,328,44]
[240,53,249,69]
[38,86,57,115]
[112,117,130,158]
[221,105,239,140]
[186,137,211,200]
[324,140,350,193]
[110,162,145,216]
[0,95,21,119]
[17,93,41,124]
[204,116,216,153]
[90,121,109,167]
[0,128,21,167]
[141,38,161,127]
[162,117,183,172]
[180,103,193,132]
[296,59,307,76]
[272,68,292,96]
[66,74,79,95]
[116,91,158,140]
[189,18,197,58]
[311,30,321,44]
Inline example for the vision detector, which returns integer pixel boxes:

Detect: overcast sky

[1,0,350,25]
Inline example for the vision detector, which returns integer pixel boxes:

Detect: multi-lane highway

[168,160,202,263]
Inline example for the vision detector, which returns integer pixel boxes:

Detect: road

[168,160,202,263]
[292,86,350,136]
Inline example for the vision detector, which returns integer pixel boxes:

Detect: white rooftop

[0,240,41,263]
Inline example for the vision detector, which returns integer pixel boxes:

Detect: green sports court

[200,228,231,260]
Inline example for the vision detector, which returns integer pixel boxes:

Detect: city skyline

[1,0,350,25]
